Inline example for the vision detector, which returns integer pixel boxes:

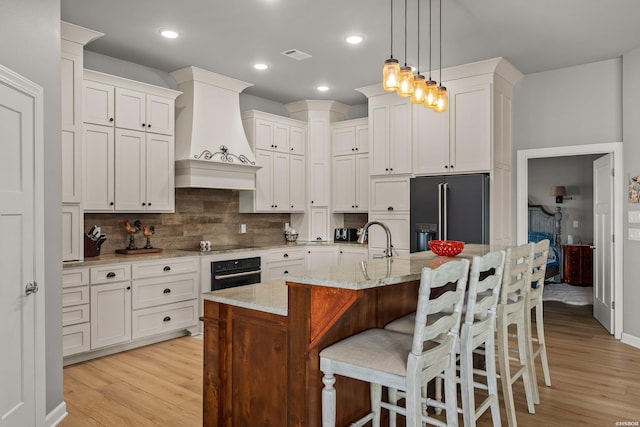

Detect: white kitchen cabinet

[338,246,368,265]
[62,204,81,261]
[83,80,114,127]
[366,213,411,257]
[332,154,369,212]
[62,267,91,357]
[308,117,330,206]
[331,118,368,156]
[367,176,411,254]
[240,110,307,213]
[115,88,175,136]
[114,128,175,212]
[310,206,330,241]
[90,280,132,349]
[369,176,410,212]
[83,123,115,210]
[306,246,338,272]
[264,247,306,281]
[368,95,412,176]
[413,79,491,175]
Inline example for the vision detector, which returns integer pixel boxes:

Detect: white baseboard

[46,400,67,427]
[621,332,640,349]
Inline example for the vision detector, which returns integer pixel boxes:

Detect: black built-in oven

[211,256,261,291]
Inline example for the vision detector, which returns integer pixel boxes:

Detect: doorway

[516,142,623,339]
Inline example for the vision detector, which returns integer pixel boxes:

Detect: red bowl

[428,240,465,257]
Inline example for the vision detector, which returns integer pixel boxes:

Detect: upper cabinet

[82,70,180,213]
[368,95,412,176]
[413,77,491,175]
[331,118,369,213]
[239,110,307,213]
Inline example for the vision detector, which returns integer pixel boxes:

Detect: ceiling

[61,0,640,106]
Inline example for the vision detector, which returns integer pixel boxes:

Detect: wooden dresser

[563,244,594,286]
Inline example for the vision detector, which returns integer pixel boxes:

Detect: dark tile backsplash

[84,188,291,254]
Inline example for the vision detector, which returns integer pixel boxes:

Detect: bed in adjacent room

[528,204,561,281]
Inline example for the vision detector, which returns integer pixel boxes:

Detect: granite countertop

[282,244,494,290]
[63,241,367,268]
[202,280,288,316]
[203,244,499,316]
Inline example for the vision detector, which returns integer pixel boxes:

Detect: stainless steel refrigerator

[410,174,490,253]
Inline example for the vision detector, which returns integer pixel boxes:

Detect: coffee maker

[415,223,437,252]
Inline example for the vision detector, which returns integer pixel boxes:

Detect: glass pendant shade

[397,66,415,97]
[410,75,427,104]
[424,79,438,108]
[383,58,401,91]
[434,86,448,112]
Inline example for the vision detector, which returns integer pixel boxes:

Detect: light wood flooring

[61,302,640,426]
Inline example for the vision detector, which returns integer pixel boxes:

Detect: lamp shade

[550,186,567,197]
[410,75,427,104]
[433,86,448,112]
[396,66,415,97]
[383,58,401,91]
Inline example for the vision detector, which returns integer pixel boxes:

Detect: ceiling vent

[281,49,312,61]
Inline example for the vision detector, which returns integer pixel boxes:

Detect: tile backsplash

[84,188,291,255]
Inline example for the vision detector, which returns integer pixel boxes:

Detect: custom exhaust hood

[169,66,260,190]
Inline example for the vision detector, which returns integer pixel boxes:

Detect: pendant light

[410,0,427,104]
[424,0,438,108]
[382,0,400,91]
[396,0,414,97]
[433,0,448,112]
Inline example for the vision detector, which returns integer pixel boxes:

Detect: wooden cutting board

[115,248,163,255]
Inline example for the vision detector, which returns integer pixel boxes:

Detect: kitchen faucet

[358,220,394,258]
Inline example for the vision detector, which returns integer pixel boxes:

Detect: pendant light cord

[390,0,394,58]
[416,0,420,73]
[404,0,408,67]
[428,0,432,80]
[439,0,443,86]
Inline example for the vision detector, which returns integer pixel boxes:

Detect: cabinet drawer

[265,259,306,281]
[265,248,305,263]
[132,299,198,340]
[63,323,90,357]
[62,268,89,288]
[132,273,198,310]
[132,257,198,279]
[370,177,410,212]
[62,285,90,307]
[62,304,90,327]
[91,264,131,284]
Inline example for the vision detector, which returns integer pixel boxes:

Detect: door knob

[25,282,39,296]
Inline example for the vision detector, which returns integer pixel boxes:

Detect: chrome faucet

[358,220,394,258]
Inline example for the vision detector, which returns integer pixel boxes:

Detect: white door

[0,65,45,426]
[593,153,614,333]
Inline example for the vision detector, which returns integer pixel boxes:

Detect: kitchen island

[201,244,491,426]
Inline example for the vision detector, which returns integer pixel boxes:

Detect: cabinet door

[310,206,329,241]
[62,204,81,262]
[306,246,338,271]
[450,83,491,173]
[308,118,330,206]
[370,176,410,212]
[289,125,306,156]
[83,80,114,126]
[254,149,274,211]
[83,124,115,211]
[369,100,389,175]
[366,213,410,252]
[61,128,81,203]
[61,51,82,203]
[90,281,132,349]
[273,122,290,153]
[264,259,306,281]
[332,156,356,212]
[355,125,369,153]
[115,128,146,211]
[355,154,370,212]
[145,133,175,212]
[413,104,449,175]
[289,154,306,212]
[338,247,368,265]
[146,94,174,135]
[272,152,290,212]
[389,99,412,174]
[254,118,273,151]
[115,87,146,131]
[331,125,356,156]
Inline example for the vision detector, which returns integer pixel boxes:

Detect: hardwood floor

[61,302,640,426]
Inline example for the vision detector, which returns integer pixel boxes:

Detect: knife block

[84,235,100,258]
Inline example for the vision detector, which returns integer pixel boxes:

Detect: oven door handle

[214,269,262,280]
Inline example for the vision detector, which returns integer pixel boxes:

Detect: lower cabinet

[62,267,90,356]
[338,246,369,265]
[306,246,339,271]
[264,247,306,281]
[132,299,198,340]
[90,280,132,349]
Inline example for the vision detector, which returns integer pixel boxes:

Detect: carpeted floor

[542,283,593,305]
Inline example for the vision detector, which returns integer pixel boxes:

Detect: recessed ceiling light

[317,85,329,92]
[253,63,269,70]
[345,35,363,45]
[160,29,179,39]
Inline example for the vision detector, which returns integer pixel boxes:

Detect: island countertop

[202,244,494,316]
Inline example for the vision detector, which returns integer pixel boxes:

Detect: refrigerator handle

[437,183,443,240]
[442,182,448,240]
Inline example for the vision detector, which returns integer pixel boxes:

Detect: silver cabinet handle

[25,281,39,296]
[214,269,262,280]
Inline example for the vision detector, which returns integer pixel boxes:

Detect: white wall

[528,155,601,245]
[622,47,640,339]
[1,0,64,415]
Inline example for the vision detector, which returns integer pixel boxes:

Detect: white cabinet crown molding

[84,69,182,100]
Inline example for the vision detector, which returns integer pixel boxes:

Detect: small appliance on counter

[84,225,107,257]
[334,228,359,242]
[415,223,437,252]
